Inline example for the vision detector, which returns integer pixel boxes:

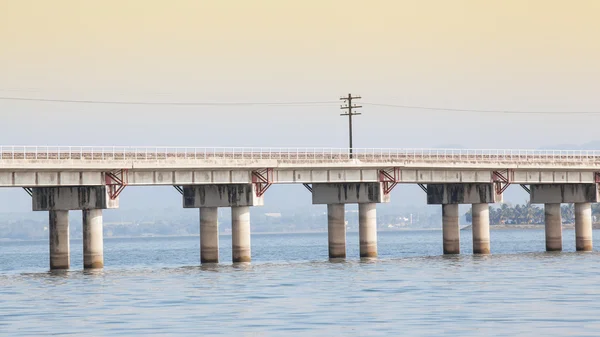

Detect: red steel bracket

[252,168,273,197]
[105,169,128,200]
[379,168,400,195]
[492,169,512,194]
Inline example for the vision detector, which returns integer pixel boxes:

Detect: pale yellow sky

[1,0,599,99]
[0,0,599,150]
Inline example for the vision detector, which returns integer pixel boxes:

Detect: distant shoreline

[0,228,443,242]
[4,225,600,242]
[461,223,600,230]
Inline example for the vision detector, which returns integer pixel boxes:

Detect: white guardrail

[0,146,599,162]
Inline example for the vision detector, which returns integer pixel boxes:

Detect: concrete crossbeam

[1,168,600,187]
[183,184,264,208]
[32,186,118,211]
[312,183,390,205]
[427,183,502,205]
[530,184,599,204]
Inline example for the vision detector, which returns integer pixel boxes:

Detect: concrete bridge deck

[1,146,599,269]
[1,146,600,187]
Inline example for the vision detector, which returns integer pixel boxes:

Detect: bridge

[1,146,599,270]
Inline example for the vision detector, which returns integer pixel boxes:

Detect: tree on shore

[465,202,580,225]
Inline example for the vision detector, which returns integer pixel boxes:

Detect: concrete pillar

[545,203,562,252]
[83,209,104,268]
[575,202,593,252]
[471,203,491,254]
[328,204,346,258]
[359,203,377,258]
[200,207,219,263]
[49,210,70,270]
[442,204,460,254]
[231,206,251,263]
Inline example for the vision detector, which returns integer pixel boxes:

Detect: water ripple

[1,230,600,335]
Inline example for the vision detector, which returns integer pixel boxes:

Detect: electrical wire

[0,96,338,106]
[361,102,600,114]
[0,95,598,114]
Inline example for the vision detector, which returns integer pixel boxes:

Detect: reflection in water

[0,230,600,336]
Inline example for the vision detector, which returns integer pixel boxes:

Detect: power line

[0,96,338,106]
[361,102,600,114]
[0,95,598,114]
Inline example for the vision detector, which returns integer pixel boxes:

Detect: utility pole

[340,93,362,159]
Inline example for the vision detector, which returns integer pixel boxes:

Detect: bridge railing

[1,146,600,162]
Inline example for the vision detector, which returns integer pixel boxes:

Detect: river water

[1,229,600,336]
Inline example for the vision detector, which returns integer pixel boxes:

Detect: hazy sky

[0,1,598,212]
[1,0,599,148]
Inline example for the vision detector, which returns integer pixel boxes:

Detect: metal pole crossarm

[340,95,361,100]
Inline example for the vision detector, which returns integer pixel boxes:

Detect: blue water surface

[1,229,600,336]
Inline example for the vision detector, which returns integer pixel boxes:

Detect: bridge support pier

[328,204,346,259]
[31,186,117,270]
[544,203,562,252]
[200,207,219,263]
[83,209,104,269]
[232,206,251,263]
[49,210,70,270]
[545,203,562,252]
[472,203,490,254]
[428,184,500,255]
[530,184,600,252]
[359,203,377,258]
[575,202,593,252]
[183,185,263,264]
[312,183,388,259]
[442,204,460,254]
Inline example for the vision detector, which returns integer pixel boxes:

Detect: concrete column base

[49,210,70,270]
[545,203,562,252]
[83,209,104,268]
[200,207,219,263]
[575,203,593,251]
[328,204,346,259]
[359,203,377,258]
[472,203,491,254]
[442,204,460,254]
[231,206,251,263]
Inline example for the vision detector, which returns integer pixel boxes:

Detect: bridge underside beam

[426,183,502,205]
[311,183,389,205]
[182,184,264,208]
[32,186,119,211]
[529,184,599,204]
